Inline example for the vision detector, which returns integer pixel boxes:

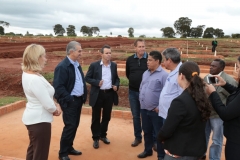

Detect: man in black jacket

[85,44,120,149]
[53,41,87,160]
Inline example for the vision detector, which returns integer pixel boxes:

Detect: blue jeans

[141,109,165,159]
[129,89,142,140]
[205,117,223,160]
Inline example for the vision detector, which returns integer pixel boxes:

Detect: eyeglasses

[138,59,141,67]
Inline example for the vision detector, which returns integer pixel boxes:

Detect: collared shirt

[158,62,183,119]
[67,56,84,96]
[139,66,168,110]
[134,52,148,59]
[100,60,112,90]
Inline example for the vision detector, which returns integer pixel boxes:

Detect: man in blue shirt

[158,48,183,121]
[138,51,168,160]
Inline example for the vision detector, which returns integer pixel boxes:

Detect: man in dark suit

[53,41,87,160]
[85,44,120,149]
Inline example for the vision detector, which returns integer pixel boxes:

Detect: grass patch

[0,97,25,107]
[113,106,131,111]
[42,72,54,83]
[120,77,129,86]
[82,65,90,71]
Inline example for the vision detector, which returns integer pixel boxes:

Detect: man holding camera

[202,59,237,160]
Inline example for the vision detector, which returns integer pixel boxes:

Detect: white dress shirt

[100,61,112,90]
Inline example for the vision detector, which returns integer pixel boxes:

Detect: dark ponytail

[179,61,211,121]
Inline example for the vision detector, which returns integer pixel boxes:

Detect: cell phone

[207,76,216,84]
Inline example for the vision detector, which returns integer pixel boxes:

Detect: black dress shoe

[131,139,142,147]
[93,140,99,149]
[68,149,82,155]
[59,156,70,160]
[100,137,110,144]
[137,151,152,158]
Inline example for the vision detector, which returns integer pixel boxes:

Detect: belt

[164,149,181,158]
[100,88,113,93]
[73,95,83,99]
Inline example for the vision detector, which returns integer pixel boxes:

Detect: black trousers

[91,90,114,140]
[59,96,83,157]
[26,122,51,160]
[212,45,217,52]
[225,140,240,160]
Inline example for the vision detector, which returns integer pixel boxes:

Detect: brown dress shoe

[131,139,142,147]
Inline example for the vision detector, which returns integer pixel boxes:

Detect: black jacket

[53,57,87,108]
[158,89,206,157]
[85,60,120,107]
[209,83,240,145]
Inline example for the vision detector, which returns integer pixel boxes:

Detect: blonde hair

[21,44,45,72]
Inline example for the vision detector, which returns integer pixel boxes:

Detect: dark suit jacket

[53,57,87,108]
[209,83,240,145]
[85,60,120,107]
[158,89,206,157]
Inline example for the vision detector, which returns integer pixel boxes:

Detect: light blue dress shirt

[158,62,183,119]
[67,56,84,96]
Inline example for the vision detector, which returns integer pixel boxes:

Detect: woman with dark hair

[205,56,240,160]
[158,61,211,160]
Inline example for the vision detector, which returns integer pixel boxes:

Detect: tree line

[53,24,100,37]
[127,17,239,38]
[1,19,240,38]
[160,17,228,38]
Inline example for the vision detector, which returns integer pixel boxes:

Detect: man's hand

[99,80,103,87]
[112,85,117,91]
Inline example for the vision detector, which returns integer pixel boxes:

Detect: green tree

[66,25,76,36]
[160,27,175,38]
[110,32,112,36]
[53,24,65,36]
[128,27,134,37]
[232,33,240,38]
[0,21,10,27]
[80,25,91,36]
[0,21,10,35]
[5,32,15,36]
[139,35,146,38]
[174,17,192,38]
[190,25,205,38]
[214,28,224,38]
[91,27,100,36]
[203,27,215,38]
[0,26,4,35]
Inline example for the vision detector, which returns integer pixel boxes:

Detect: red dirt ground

[0,108,225,160]
[0,37,237,107]
[0,37,231,160]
